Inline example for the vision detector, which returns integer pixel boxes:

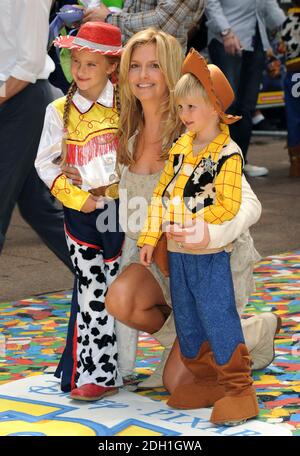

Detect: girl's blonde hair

[174,73,209,103]
[118,28,184,165]
[60,54,120,165]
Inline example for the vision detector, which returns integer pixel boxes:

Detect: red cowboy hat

[182,48,241,125]
[54,22,122,56]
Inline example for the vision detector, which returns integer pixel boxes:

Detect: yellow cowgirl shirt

[137,123,243,248]
[35,80,119,211]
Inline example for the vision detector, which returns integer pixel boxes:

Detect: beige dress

[118,167,172,307]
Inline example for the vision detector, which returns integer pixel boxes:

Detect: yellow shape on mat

[116,425,163,436]
[0,398,58,416]
[254,375,282,386]
[264,408,291,418]
[0,420,96,436]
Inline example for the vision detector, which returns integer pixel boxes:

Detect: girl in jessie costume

[36,22,124,401]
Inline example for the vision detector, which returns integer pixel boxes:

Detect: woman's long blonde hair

[118,28,184,165]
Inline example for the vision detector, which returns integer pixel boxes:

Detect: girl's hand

[81,195,97,213]
[165,219,210,250]
[140,245,155,267]
[61,165,82,186]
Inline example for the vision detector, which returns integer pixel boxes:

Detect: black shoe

[253,118,277,131]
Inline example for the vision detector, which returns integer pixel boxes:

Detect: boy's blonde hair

[174,73,210,104]
[118,28,184,165]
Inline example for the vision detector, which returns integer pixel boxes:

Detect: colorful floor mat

[0,250,299,435]
[0,375,292,436]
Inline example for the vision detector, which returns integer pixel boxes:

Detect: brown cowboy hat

[181,48,241,124]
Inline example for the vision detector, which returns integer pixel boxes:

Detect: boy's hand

[140,245,155,267]
[165,219,210,249]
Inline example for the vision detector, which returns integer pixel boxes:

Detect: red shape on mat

[275,362,300,372]
[30,310,53,320]
[265,397,300,408]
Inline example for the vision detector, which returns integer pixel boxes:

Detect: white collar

[72,79,114,113]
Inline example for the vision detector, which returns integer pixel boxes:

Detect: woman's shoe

[70,383,118,401]
[122,373,140,392]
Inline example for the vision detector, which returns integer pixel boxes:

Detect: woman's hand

[61,165,82,186]
[140,244,155,267]
[81,195,106,213]
[81,195,98,213]
[166,219,210,250]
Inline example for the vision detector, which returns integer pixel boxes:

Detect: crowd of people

[1,0,299,427]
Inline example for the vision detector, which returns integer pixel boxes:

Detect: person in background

[205,0,286,177]
[81,0,206,52]
[48,0,76,94]
[281,0,300,177]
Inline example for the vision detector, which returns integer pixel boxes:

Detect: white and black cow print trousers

[66,234,123,388]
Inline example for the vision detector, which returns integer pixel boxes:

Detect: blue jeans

[283,71,300,148]
[208,28,265,161]
[0,80,72,270]
[168,251,245,365]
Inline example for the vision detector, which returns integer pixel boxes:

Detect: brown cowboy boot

[167,341,225,409]
[210,343,259,426]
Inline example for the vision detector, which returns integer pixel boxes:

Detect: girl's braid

[114,82,121,115]
[60,81,77,165]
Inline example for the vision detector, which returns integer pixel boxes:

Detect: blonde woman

[64,28,281,392]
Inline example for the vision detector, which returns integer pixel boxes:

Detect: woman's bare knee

[106,279,133,321]
[106,263,167,331]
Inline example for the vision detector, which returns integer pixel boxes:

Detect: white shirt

[35,79,118,191]
[0,0,55,83]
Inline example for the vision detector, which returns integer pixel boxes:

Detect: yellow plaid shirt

[137,124,243,248]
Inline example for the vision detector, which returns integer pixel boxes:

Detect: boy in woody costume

[138,49,259,425]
